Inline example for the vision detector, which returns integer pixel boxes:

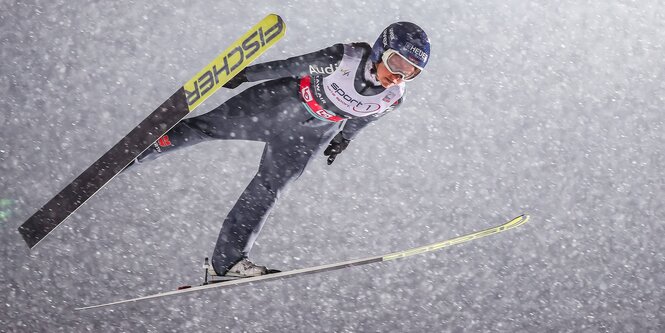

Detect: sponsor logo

[313,75,325,101]
[153,142,162,153]
[153,134,173,153]
[405,42,428,62]
[300,75,342,122]
[158,135,172,147]
[309,64,336,75]
[314,109,336,119]
[301,85,313,102]
[340,68,351,77]
[382,91,396,103]
[329,82,380,113]
[185,17,285,107]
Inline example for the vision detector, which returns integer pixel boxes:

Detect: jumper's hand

[324,133,351,165]
[223,71,248,89]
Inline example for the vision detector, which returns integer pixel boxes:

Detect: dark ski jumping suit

[133,43,406,275]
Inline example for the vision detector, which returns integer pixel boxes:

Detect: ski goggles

[381,49,423,81]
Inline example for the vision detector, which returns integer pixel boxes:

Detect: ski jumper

[133,43,405,274]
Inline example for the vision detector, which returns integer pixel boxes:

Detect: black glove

[223,71,247,89]
[324,133,351,165]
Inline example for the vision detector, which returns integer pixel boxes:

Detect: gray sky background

[2,1,665,332]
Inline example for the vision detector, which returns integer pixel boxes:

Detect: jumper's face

[375,50,422,88]
[375,61,405,88]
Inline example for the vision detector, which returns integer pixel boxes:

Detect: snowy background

[2,0,665,331]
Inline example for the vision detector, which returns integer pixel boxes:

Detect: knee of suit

[255,164,306,194]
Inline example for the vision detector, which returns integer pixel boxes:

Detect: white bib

[321,45,404,117]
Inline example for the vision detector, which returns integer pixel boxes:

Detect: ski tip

[510,213,530,228]
[266,14,286,34]
[267,13,283,21]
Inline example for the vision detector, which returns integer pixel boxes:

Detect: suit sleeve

[243,44,344,82]
[340,95,405,140]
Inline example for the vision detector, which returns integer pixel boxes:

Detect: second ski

[76,214,529,310]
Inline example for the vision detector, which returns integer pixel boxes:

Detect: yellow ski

[19,14,286,249]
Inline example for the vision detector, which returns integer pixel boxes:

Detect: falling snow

[2,0,665,332]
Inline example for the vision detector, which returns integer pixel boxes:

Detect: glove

[323,132,351,165]
[223,71,247,89]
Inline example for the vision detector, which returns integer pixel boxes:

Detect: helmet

[370,22,430,70]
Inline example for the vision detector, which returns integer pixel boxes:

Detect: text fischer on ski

[127,22,431,277]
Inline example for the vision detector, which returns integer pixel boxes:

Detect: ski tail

[75,214,529,311]
[183,14,285,111]
[17,90,189,248]
[18,14,286,249]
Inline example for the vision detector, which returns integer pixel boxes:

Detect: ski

[18,14,286,249]
[76,214,529,311]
